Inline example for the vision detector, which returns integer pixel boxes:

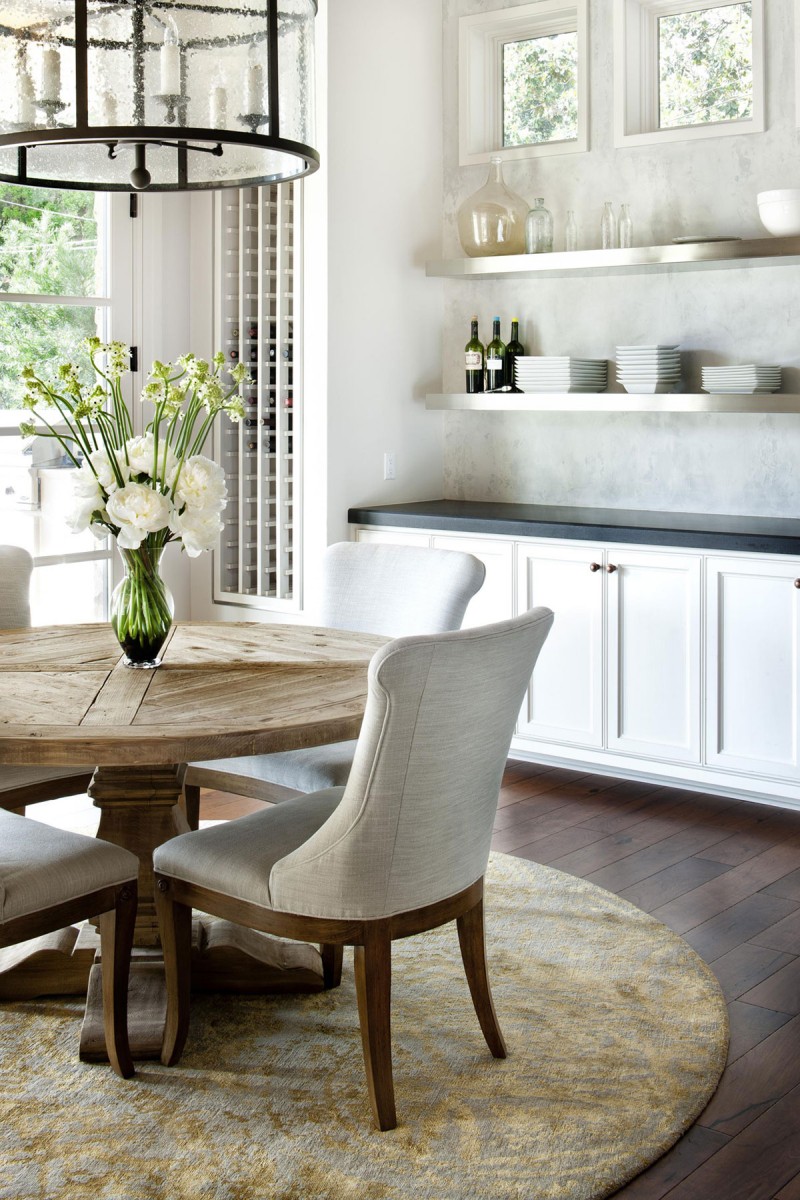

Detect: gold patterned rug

[0,853,727,1200]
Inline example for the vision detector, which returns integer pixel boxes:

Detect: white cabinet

[351,519,800,805]
[706,555,800,780]
[515,543,701,763]
[516,542,604,748]
[606,548,701,763]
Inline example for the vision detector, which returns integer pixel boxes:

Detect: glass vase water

[111,542,174,669]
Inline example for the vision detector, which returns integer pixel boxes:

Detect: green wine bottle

[506,318,525,390]
[465,316,485,393]
[486,316,506,391]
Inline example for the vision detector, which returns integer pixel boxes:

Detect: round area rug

[0,853,728,1200]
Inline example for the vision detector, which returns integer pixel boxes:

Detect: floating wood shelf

[426,236,800,280]
[426,393,800,414]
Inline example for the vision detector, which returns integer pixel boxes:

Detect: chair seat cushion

[187,741,357,797]
[0,812,139,924]
[1,765,90,795]
[154,787,345,909]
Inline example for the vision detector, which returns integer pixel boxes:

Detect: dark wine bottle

[465,316,484,393]
[229,349,239,361]
[505,318,525,389]
[486,317,506,391]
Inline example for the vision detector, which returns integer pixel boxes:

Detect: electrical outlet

[383,451,396,481]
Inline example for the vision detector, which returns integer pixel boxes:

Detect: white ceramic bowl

[757,190,800,237]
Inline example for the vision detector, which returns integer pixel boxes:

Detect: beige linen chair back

[270,606,554,920]
[0,545,33,630]
[317,541,486,637]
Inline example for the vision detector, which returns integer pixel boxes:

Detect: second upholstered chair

[182,541,486,824]
[0,546,93,815]
[154,606,553,1130]
[0,809,138,1077]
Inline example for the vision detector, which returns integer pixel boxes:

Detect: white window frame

[0,192,133,618]
[459,0,589,166]
[613,0,765,147]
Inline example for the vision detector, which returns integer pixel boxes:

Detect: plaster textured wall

[442,0,800,516]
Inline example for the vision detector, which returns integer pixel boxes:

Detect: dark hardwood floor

[201,760,800,1200]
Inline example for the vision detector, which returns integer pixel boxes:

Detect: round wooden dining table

[0,621,385,1059]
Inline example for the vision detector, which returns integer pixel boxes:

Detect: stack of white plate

[514,356,608,393]
[701,365,782,394]
[615,345,681,394]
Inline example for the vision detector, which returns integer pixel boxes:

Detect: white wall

[325,0,445,542]
[441,0,800,517]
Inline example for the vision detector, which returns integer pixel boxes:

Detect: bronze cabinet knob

[589,562,602,572]
[795,579,800,589]
[607,563,618,573]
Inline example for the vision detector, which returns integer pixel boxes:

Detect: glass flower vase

[111,543,174,669]
[457,155,528,257]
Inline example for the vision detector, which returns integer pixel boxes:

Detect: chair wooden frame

[154,872,505,1131]
[0,773,94,816]
[0,879,138,1078]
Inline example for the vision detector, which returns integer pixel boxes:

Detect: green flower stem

[112,543,173,664]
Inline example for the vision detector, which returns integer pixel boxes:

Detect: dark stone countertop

[347,499,800,555]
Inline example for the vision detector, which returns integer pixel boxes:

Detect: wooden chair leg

[155,876,193,1066]
[99,881,137,1079]
[456,891,507,1059]
[182,784,201,831]
[354,924,396,1131]
[320,943,343,989]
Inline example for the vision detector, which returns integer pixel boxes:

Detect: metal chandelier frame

[0,0,319,191]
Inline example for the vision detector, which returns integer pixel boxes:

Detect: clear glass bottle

[618,204,633,249]
[525,198,554,254]
[457,156,528,257]
[565,210,578,252]
[601,201,617,250]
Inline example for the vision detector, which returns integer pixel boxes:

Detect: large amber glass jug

[457,156,528,257]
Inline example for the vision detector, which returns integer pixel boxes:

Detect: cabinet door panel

[606,549,701,762]
[431,534,513,627]
[516,543,604,749]
[354,528,431,547]
[706,556,800,779]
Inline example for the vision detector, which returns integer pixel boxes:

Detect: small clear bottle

[565,210,577,252]
[601,201,617,250]
[618,204,633,249]
[525,198,554,254]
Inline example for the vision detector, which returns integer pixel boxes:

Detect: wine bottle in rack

[246,440,257,451]
[248,323,258,339]
[231,327,240,339]
[465,316,484,394]
[229,349,239,361]
[485,317,506,391]
[249,347,258,362]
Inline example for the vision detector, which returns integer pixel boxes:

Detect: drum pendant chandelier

[0,0,318,191]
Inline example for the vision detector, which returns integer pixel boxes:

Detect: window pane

[0,441,103,558]
[503,32,578,148]
[0,184,105,297]
[0,302,103,410]
[658,3,753,130]
[30,558,109,625]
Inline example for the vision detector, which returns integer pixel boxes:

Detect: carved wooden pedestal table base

[0,622,384,1060]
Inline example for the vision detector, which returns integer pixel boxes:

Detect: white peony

[106,482,172,549]
[125,433,179,486]
[89,447,129,493]
[173,455,227,512]
[169,506,224,557]
[68,463,105,532]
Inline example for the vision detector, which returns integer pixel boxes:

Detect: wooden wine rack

[213,184,301,609]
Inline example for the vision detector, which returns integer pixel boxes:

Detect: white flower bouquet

[20,339,246,666]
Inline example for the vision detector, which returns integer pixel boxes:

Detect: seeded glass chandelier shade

[0,0,318,190]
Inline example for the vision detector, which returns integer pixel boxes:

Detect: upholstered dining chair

[0,546,93,815]
[154,606,554,1130]
[0,809,138,1077]
[182,540,487,826]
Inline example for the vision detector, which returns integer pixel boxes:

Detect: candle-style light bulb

[244,60,263,114]
[160,25,180,95]
[210,85,227,127]
[101,90,118,126]
[17,65,35,124]
[40,48,61,104]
